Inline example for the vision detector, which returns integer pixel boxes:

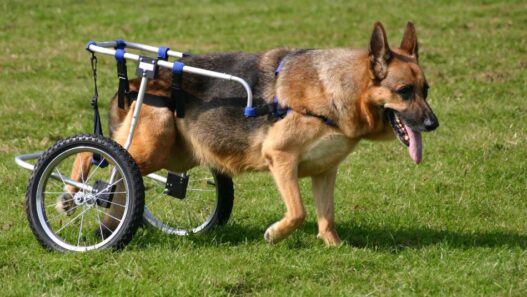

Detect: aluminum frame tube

[123,74,148,150]
[86,43,254,109]
[14,152,92,192]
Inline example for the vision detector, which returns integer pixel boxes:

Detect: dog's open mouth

[386,109,422,164]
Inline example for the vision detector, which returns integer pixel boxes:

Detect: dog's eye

[396,85,414,100]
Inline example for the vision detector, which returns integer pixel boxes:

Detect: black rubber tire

[25,134,145,252]
[142,168,234,235]
[213,169,234,226]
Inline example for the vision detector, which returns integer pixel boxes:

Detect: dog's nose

[424,115,439,131]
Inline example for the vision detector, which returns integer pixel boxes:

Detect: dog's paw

[317,232,342,247]
[264,222,286,244]
[55,192,75,216]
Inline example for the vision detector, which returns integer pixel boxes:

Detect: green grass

[1,0,527,296]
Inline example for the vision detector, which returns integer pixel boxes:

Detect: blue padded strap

[115,39,126,49]
[272,96,291,118]
[172,61,185,75]
[115,48,125,62]
[157,47,170,60]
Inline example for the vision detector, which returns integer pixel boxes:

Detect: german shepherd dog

[61,22,438,246]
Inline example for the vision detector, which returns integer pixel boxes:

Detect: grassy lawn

[1,0,526,296]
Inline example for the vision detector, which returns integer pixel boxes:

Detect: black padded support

[126,92,176,111]
[116,60,129,109]
[171,72,185,118]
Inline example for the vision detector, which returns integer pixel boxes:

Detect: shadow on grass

[335,223,527,251]
[131,222,266,249]
[133,220,527,251]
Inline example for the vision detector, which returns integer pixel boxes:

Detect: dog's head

[367,22,439,164]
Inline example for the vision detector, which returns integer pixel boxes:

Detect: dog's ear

[400,21,419,60]
[369,22,392,80]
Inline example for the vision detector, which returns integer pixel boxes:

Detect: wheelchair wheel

[25,134,145,252]
[142,167,234,235]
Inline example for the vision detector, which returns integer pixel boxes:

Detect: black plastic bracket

[93,180,115,208]
[164,172,189,199]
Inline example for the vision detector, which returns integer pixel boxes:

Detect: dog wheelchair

[15,40,257,252]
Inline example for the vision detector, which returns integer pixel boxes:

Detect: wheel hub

[73,192,96,207]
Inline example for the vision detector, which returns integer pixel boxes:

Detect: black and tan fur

[63,22,438,246]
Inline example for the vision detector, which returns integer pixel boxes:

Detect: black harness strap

[116,62,128,109]
[89,53,103,136]
[303,111,337,127]
[126,91,176,111]
[88,51,108,167]
[115,40,128,109]
[171,61,186,118]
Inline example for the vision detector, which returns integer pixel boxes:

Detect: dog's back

[173,51,283,174]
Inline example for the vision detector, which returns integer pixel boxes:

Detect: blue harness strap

[271,96,291,118]
[275,60,285,75]
[244,57,337,128]
[272,60,292,118]
[273,60,336,127]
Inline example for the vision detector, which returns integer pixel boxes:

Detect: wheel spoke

[95,205,105,240]
[93,207,122,223]
[46,203,83,222]
[189,178,213,183]
[145,187,163,207]
[77,206,86,246]
[45,197,74,208]
[44,191,75,195]
[55,168,68,189]
[94,191,127,197]
[95,196,126,208]
[103,177,124,192]
[142,168,228,235]
[167,197,179,227]
[54,207,90,235]
[187,188,215,192]
[84,156,106,186]
[183,199,194,230]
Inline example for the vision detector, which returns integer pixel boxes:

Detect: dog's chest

[299,133,356,174]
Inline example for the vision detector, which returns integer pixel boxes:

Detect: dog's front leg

[264,150,306,244]
[312,168,342,246]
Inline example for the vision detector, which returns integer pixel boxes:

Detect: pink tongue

[404,123,422,164]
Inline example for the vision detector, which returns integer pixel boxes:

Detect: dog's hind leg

[312,167,342,246]
[112,102,176,174]
[263,150,306,244]
[102,102,176,231]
